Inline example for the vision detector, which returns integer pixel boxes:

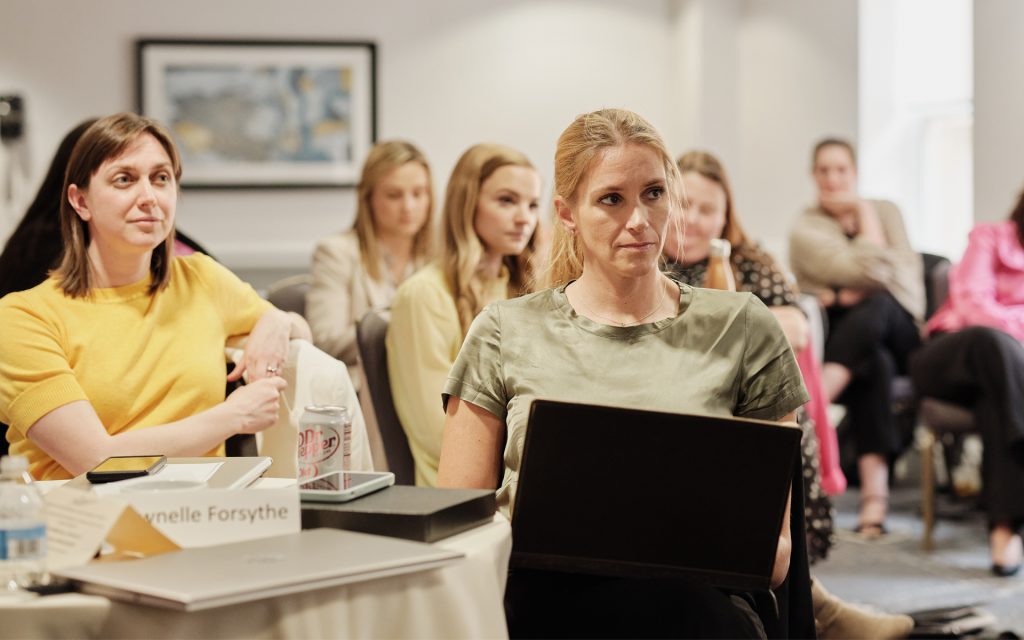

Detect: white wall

[0,0,860,283]
[735,0,859,264]
[669,0,742,166]
[859,0,974,262]
[974,0,1024,222]
[0,0,679,279]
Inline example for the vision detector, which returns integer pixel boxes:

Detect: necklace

[571,282,670,327]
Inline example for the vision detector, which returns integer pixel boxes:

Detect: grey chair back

[265,274,312,318]
[797,293,826,361]
[356,310,415,485]
[921,253,952,319]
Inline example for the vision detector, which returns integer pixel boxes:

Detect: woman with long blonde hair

[306,140,435,385]
[437,109,813,637]
[387,143,540,487]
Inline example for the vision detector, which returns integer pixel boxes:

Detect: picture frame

[137,39,376,189]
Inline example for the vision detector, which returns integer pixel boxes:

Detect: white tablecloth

[1,515,511,639]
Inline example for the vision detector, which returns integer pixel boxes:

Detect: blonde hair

[353,141,435,281]
[442,143,538,336]
[546,109,683,288]
[57,112,181,298]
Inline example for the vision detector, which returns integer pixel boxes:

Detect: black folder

[301,485,496,542]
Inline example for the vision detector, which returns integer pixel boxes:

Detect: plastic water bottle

[0,455,47,594]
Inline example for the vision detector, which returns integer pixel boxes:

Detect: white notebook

[54,528,463,611]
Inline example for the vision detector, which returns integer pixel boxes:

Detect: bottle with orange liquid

[704,239,737,292]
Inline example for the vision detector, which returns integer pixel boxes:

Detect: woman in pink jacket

[910,188,1024,577]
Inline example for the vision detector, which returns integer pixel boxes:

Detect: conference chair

[265,274,312,318]
[916,256,980,551]
[356,310,415,485]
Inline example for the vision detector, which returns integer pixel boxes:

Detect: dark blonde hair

[442,143,538,336]
[56,112,181,298]
[353,141,435,281]
[546,108,682,287]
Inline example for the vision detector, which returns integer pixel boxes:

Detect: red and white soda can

[297,405,352,482]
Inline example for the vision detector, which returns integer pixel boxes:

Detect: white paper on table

[44,488,130,569]
[45,487,180,569]
[90,462,223,496]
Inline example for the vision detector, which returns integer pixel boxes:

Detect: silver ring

[266,365,280,375]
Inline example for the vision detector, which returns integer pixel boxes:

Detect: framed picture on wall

[137,39,376,188]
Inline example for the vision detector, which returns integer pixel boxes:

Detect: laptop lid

[166,456,272,489]
[54,528,463,611]
[511,399,801,592]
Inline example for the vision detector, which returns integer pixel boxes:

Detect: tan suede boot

[812,578,914,639]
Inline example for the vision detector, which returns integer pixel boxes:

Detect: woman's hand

[769,306,810,352]
[228,309,293,383]
[853,199,887,246]
[819,193,865,237]
[222,376,288,434]
[817,288,837,308]
[837,287,867,307]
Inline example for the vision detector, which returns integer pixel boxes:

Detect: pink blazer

[927,221,1024,342]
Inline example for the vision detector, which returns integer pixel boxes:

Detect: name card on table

[45,487,180,570]
[44,484,300,570]
[119,486,301,549]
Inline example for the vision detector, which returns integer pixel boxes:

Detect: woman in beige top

[306,141,435,383]
[789,138,924,537]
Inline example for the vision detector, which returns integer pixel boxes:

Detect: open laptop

[54,528,463,611]
[510,399,801,592]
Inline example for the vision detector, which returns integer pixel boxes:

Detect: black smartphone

[85,455,167,484]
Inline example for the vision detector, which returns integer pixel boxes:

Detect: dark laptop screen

[511,399,801,591]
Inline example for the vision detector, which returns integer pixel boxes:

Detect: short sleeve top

[442,280,809,514]
[0,254,271,479]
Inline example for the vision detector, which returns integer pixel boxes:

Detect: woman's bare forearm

[27,377,285,477]
[28,401,240,477]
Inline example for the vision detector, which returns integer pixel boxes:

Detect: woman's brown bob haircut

[56,112,182,298]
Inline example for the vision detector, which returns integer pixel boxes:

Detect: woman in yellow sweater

[387,143,541,486]
[0,113,311,480]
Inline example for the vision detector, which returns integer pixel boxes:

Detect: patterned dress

[666,244,836,562]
